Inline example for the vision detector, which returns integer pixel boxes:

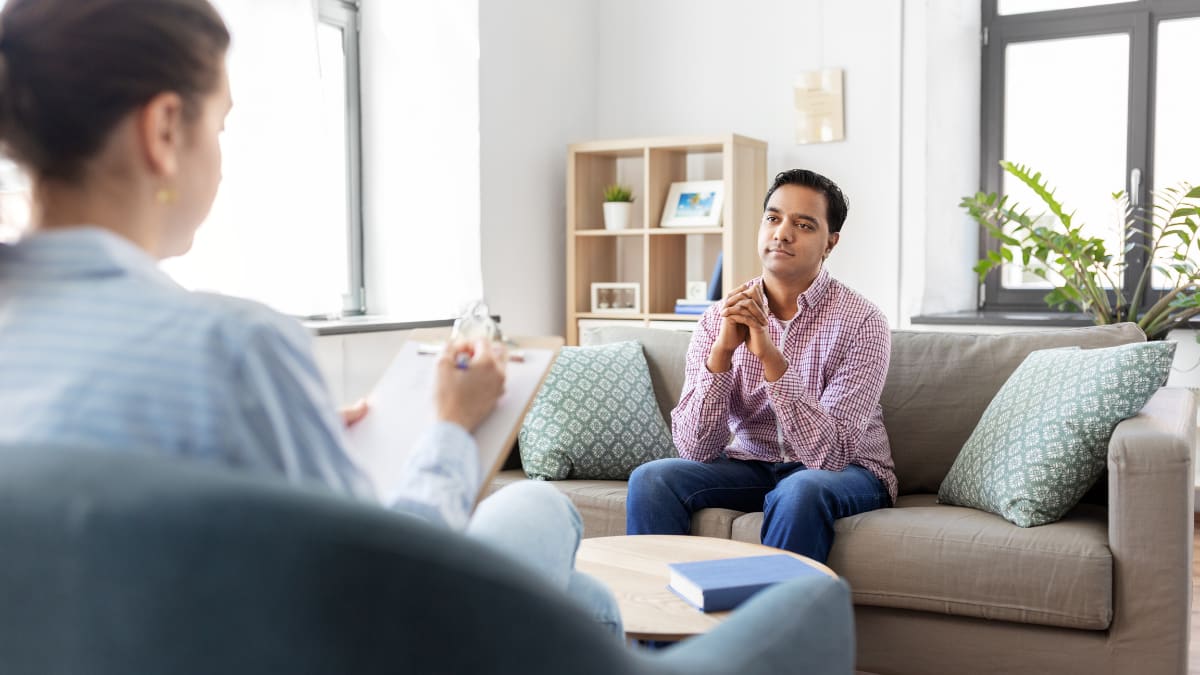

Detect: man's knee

[629,458,687,496]
[767,470,838,513]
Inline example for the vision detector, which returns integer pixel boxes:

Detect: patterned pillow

[937,340,1175,527]
[519,340,676,480]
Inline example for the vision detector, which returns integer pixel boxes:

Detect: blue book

[667,554,824,612]
[706,251,724,301]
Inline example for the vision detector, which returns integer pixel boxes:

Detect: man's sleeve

[766,312,891,470]
[670,307,737,462]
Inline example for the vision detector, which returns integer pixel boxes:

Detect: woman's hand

[339,399,369,427]
[434,338,507,432]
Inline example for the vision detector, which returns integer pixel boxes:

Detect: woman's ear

[137,92,185,178]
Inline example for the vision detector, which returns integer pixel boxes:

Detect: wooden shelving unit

[565,134,768,345]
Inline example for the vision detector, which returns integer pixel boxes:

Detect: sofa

[487,323,1195,675]
[0,445,858,675]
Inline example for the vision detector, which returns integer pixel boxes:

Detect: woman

[0,0,619,637]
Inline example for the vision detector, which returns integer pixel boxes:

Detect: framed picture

[590,282,641,314]
[660,180,725,228]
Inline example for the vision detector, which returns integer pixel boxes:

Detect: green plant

[962,160,1200,340]
[603,184,634,203]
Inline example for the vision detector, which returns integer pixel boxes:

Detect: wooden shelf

[647,227,724,236]
[575,229,649,237]
[566,134,767,345]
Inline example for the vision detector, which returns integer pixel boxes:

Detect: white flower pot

[603,201,632,231]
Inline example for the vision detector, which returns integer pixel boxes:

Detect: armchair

[0,447,855,674]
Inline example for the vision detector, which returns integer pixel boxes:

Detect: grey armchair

[0,447,855,674]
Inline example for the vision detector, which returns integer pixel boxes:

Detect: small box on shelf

[590,282,641,314]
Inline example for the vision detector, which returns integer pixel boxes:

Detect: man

[626,169,895,563]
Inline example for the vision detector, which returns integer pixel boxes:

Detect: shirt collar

[797,266,832,310]
[0,226,180,289]
[759,266,832,317]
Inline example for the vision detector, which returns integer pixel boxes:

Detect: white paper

[343,341,555,505]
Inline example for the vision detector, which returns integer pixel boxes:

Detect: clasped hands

[707,280,788,381]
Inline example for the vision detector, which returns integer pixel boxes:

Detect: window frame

[978,0,1200,312]
[317,0,366,316]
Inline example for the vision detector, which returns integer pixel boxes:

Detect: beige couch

[487,323,1195,675]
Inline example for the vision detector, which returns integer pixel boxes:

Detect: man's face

[757,183,839,283]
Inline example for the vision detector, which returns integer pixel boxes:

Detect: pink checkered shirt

[671,268,897,503]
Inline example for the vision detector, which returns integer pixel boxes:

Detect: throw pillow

[937,340,1175,527]
[519,340,676,480]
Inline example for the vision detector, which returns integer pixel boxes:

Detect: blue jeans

[626,457,890,563]
[466,481,623,639]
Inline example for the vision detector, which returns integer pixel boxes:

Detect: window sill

[910,310,1095,328]
[910,310,1200,330]
[303,316,456,337]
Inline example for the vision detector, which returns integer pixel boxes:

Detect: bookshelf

[565,134,768,345]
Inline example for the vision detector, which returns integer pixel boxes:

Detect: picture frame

[590,282,641,314]
[660,180,725,228]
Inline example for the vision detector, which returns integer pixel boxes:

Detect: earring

[155,187,177,205]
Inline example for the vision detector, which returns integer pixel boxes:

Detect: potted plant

[962,160,1200,340]
[602,184,634,231]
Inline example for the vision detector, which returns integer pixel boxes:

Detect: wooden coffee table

[575,535,836,641]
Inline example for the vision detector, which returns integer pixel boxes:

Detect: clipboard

[342,335,562,509]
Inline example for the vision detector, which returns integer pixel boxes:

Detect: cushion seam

[833,529,1111,558]
[851,590,1112,623]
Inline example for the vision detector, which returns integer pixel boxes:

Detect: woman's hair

[0,0,229,181]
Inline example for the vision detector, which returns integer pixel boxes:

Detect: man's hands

[707,280,787,381]
[434,338,507,432]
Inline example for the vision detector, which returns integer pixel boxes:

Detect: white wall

[478,0,599,336]
[900,0,981,323]
[472,0,984,335]
[591,0,904,325]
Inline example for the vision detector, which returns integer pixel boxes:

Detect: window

[163,0,365,318]
[979,0,1200,310]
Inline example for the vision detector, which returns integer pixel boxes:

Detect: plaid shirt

[671,268,897,503]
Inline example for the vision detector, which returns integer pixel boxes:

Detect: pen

[415,342,525,362]
[454,351,470,370]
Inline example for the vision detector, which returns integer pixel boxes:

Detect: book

[343,339,559,509]
[706,251,724,301]
[674,298,716,315]
[667,554,825,612]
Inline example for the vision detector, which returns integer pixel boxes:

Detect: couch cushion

[883,324,1145,495]
[727,495,1111,629]
[938,341,1175,527]
[579,326,693,426]
[832,494,1111,630]
[519,340,676,480]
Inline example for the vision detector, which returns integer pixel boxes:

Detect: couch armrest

[1106,386,1195,671]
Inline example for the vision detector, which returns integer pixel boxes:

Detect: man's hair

[762,169,849,234]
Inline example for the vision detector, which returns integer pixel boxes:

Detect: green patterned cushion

[519,340,676,480]
[937,340,1175,527]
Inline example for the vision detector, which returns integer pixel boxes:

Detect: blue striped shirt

[0,227,480,529]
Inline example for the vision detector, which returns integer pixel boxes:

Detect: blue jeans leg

[761,464,889,563]
[626,457,775,535]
